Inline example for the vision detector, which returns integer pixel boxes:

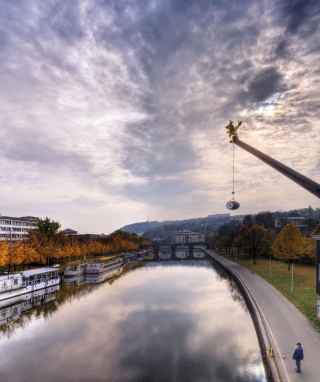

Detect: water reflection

[65,266,124,286]
[0,260,266,382]
[159,246,206,260]
[0,263,136,339]
[0,287,59,338]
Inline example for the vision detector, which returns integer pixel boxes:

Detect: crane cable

[226,135,240,210]
[232,141,235,200]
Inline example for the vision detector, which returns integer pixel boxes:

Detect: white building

[170,231,205,243]
[207,213,230,220]
[0,215,38,241]
[275,217,307,228]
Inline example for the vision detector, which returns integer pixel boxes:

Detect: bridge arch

[139,242,208,261]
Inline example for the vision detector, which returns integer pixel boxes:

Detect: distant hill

[120,221,164,235]
[119,206,320,239]
[119,217,206,236]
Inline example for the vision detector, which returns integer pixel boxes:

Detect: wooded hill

[120,206,320,240]
[120,217,207,237]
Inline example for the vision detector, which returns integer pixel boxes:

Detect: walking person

[292,342,304,373]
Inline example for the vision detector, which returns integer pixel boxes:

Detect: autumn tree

[205,232,216,249]
[234,224,272,264]
[300,237,316,265]
[216,222,241,254]
[243,215,252,225]
[254,211,274,229]
[34,217,61,236]
[62,236,84,262]
[0,241,9,267]
[20,239,40,269]
[29,217,65,265]
[304,217,320,236]
[7,241,25,272]
[263,229,276,257]
[272,223,307,270]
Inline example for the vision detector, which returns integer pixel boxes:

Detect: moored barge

[85,258,123,274]
[0,268,60,308]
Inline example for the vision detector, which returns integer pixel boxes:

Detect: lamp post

[291,261,294,294]
[269,253,272,278]
[312,224,320,322]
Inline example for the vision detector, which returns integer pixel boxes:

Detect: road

[206,250,320,382]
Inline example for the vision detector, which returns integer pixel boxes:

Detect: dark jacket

[293,347,304,361]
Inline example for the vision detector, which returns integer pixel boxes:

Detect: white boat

[86,258,124,274]
[64,263,87,278]
[0,268,60,308]
[86,266,123,283]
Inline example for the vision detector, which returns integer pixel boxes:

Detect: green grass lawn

[215,250,320,330]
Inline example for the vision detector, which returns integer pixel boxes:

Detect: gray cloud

[247,67,284,103]
[3,127,93,175]
[279,0,320,37]
[0,0,320,231]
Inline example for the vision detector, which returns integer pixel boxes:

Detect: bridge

[139,242,208,261]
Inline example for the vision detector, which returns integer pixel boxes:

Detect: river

[0,254,266,382]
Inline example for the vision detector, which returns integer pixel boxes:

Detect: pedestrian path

[206,250,320,382]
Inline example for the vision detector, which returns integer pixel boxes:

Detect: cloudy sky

[1,0,320,234]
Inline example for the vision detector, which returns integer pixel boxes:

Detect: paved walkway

[206,250,320,382]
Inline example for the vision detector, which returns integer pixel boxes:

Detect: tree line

[206,212,317,270]
[0,217,150,271]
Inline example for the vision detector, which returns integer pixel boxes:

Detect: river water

[0,255,266,382]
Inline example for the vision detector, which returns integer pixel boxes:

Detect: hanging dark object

[226,199,240,210]
[226,123,240,210]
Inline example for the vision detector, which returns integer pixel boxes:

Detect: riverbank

[214,250,319,330]
[205,249,320,382]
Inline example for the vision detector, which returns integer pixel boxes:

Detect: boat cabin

[0,268,59,294]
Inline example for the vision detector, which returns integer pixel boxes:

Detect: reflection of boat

[123,252,137,264]
[64,263,87,277]
[137,249,148,257]
[86,258,123,274]
[0,268,60,307]
[86,266,123,284]
[64,275,86,287]
[0,287,59,325]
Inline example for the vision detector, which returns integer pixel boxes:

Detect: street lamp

[312,224,320,322]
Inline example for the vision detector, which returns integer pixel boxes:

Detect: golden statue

[225,120,242,142]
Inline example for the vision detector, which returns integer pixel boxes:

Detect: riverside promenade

[205,250,320,382]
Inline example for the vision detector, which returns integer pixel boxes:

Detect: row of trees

[207,220,316,269]
[0,218,150,271]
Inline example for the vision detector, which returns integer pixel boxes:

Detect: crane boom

[232,136,320,199]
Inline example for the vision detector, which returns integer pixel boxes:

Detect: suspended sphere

[226,200,240,210]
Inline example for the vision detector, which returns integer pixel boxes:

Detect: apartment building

[170,230,205,243]
[274,217,307,228]
[0,215,38,241]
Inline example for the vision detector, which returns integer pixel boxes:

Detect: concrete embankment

[204,249,320,382]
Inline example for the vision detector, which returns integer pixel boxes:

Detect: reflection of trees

[0,259,250,340]
[0,297,59,339]
[109,261,146,284]
[0,262,144,339]
[211,262,248,312]
[224,277,248,312]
